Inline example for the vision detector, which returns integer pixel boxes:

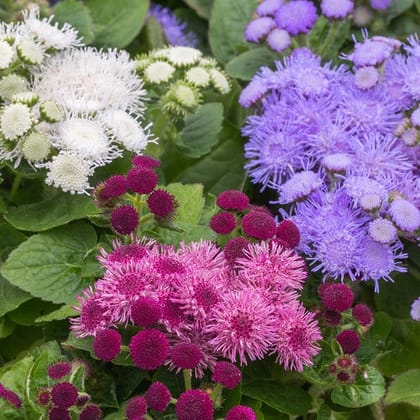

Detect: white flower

[22,7,82,50]
[277,170,323,204]
[354,66,379,90]
[172,83,199,108]
[388,198,420,232]
[144,61,175,84]
[33,48,146,115]
[164,46,202,67]
[410,297,420,321]
[359,193,382,211]
[12,91,39,106]
[55,117,118,164]
[209,69,230,94]
[40,100,62,123]
[22,131,50,162]
[322,153,352,172]
[16,38,45,65]
[44,152,93,194]
[368,218,397,244]
[0,74,27,100]
[401,128,418,146]
[411,108,420,127]
[102,110,149,153]
[0,103,33,140]
[185,67,210,87]
[0,40,15,69]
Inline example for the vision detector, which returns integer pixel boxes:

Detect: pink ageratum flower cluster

[71,235,321,374]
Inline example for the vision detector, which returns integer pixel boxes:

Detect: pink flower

[225,405,257,420]
[216,190,250,211]
[47,362,72,380]
[93,329,121,361]
[210,211,237,234]
[211,361,242,389]
[51,382,78,408]
[273,302,322,371]
[131,296,162,327]
[175,390,214,420]
[352,303,373,326]
[126,396,147,420]
[145,382,171,412]
[127,166,158,194]
[170,342,203,369]
[336,330,360,354]
[147,189,178,219]
[242,209,276,240]
[319,283,354,312]
[132,155,160,169]
[206,289,278,365]
[110,205,138,235]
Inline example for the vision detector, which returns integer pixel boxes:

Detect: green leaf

[53,0,95,44]
[0,221,27,262]
[7,298,59,326]
[331,367,385,408]
[242,380,312,416]
[209,0,257,64]
[0,316,15,338]
[226,47,277,81]
[4,193,100,232]
[176,103,224,158]
[0,275,31,318]
[182,0,213,19]
[35,304,78,323]
[85,0,150,48]
[0,222,97,304]
[143,16,166,50]
[386,369,420,407]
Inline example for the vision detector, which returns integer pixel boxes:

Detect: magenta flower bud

[47,362,72,380]
[147,189,178,219]
[93,329,122,362]
[216,190,249,211]
[175,389,214,420]
[320,283,354,312]
[48,407,71,420]
[36,387,51,407]
[352,303,374,326]
[129,329,169,370]
[127,166,158,194]
[324,310,342,326]
[145,382,171,412]
[226,405,257,420]
[126,396,147,420]
[99,175,128,200]
[276,220,300,248]
[242,209,276,240]
[210,212,237,235]
[0,385,22,409]
[51,382,78,408]
[131,155,160,169]
[170,342,203,369]
[131,296,162,327]
[211,361,242,389]
[79,404,102,420]
[224,237,250,266]
[336,330,360,354]
[110,205,139,235]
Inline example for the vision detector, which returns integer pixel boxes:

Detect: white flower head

[0,74,28,100]
[55,117,119,164]
[411,297,420,321]
[185,66,210,87]
[22,131,50,162]
[40,100,63,123]
[22,7,82,50]
[33,48,146,115]
[144,61,175,84]
[102,110,150,153]
[368,218,397,244]
[164,46,202,67]
[401,128,419,146]
[322,153,352,172]
[354,66,379,90]
[44,152,93,194]
[0,40,15,69]
[209,69,231,94]
[16,38,45,65]
[277,170,323,204]
[12,91,39,106]
[0,103,33,140]
[388,198,420,232]
[170,82,200,108]
[359,193,382,211]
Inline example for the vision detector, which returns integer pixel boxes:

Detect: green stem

[139,213,154,225]
[170,397,178,405]
[10,173,22,202]
[211,383,223,406]
[183,369,192,391]
[317,23,339,58]
[153,111,170,141]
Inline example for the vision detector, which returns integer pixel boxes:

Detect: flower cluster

[71,230,321,373]
[148,3,198,47]
[240,34,420,290]
[0,7,151,193]
[245,0,392,53]
[136,46,230,119]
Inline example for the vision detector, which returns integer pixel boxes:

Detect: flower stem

[9,173,22,202]
[210,383,223,406]
[183,369,192,391]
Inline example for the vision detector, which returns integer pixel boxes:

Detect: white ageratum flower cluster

[0,7,151,194]
[136,46,231,119]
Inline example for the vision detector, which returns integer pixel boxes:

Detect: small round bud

[336,330,360,354]
[210,212,237,235]
[93,329,121,362]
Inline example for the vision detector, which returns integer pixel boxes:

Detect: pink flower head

[145,382,171,412]
[0,385,22,408]
[127,166,158,194]
[324,310,342,326]
[48,407,71,420]
[47,362,72,380]
[336,330,360,354]
[242,209,276,240]
[132,155,160,169]
[352,303,373,326]
[51,382,78,408]
[129,329,169,370]
[79,404,102,420]
[211,361,242,389]
[224,237,250,266]
[36,387,51,407]
[110,205,139,235]
[178,240,227,272]
[210,211,237,234]
[216,190,250,211]
[147,189,178,219]
[320,283,354,312]
[206,289,278,365]
[131,296,162,327]
[225,405,257,420]
[170,342,203,369]
[276,220,300,248]
[93,329,121,361]
[236,241,307,294]
[75,394,91,408]
[98,175,128,200]
[126,396,147,420]
[175,389,214,420]
[273,302,322,372]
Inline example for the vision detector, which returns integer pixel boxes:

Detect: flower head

[321,0,354,19]
[130,296,161,327]
[93,329,121,361]
[224,237,251,266]
[125,396,147,420]
[175,390,214,420]
[127,166,158,195]
[245,17,276,42]
[352,304,373,326]
[410,297,420,321]
[47,362,72,380]
[217,190,250,211]
[368,218,397,244]
[145,382,171,412]
[211,361,242,389]
[275,220,300,248]
[276,170,323,204]
[48,407,70,420]
[51,382,78,408]
[266,28,291,53]
[79,404,102,420]
[274,1,318,36]
[98,175,127,200]
[388,198,420,232]
[242,209,276,240]
[110,205,139,235]
[226,406,257,420]
[170,342,203,370]
[336,330,360,354]
[0,103,32,140]
[319,283,354,312]
[147,189,178,219]
[210,212,237,235]
[0,385,22,408]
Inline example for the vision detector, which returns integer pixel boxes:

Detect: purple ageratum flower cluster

[71,236,321,374]
[148,3,198,47]
[240,35,420,290]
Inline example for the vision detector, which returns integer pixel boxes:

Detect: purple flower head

[411,297,420,321]
[127,166,158,195]
[242,209,276,240]
[354,66,379,89]
[276,219,300,248]
[211,361,242,389]
[370,0,392,10]
[98,175,128,200]
[257,0,284,16]
[217,190,250,211]
[93,329,121,361]
[343,176,388,210]
[319,283,354,312]
[388,198,420,232]
[321,0,354,19]
[47,362,72,380]
[170,342,203,370]
[149,3,197,47]
[336,330,360,354]
[79,404,102,420]
[239,66,274,108]
[126,396,147,420]
[353,6,373,27]
[224,237,251,266]
[130,296,162,327]
[132,154,160,169]
[210,211,237,234]
[274,1,317,36]
[145,382,171,412]
[51,382,78,408]
[48,407,70,420]
[110,205,139,235]
[36,388,51,407]
[147,189,178,219]
[245,17,276,43]
[226,406,257,420]
[0,385,22,408]
[175,389,214,420]
[267,28,291,52]
[352,303,374,326]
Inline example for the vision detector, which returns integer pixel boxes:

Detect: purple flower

[145,382,171,412]
[245,17,276,42]
[410,297,420,321]
[321,0,354,19]
[370,0,392,10]
[256,0,284,16]
[274,1,318,36]
[149,3,197,47]
[175,390,214,420]
[266,28,291,52]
